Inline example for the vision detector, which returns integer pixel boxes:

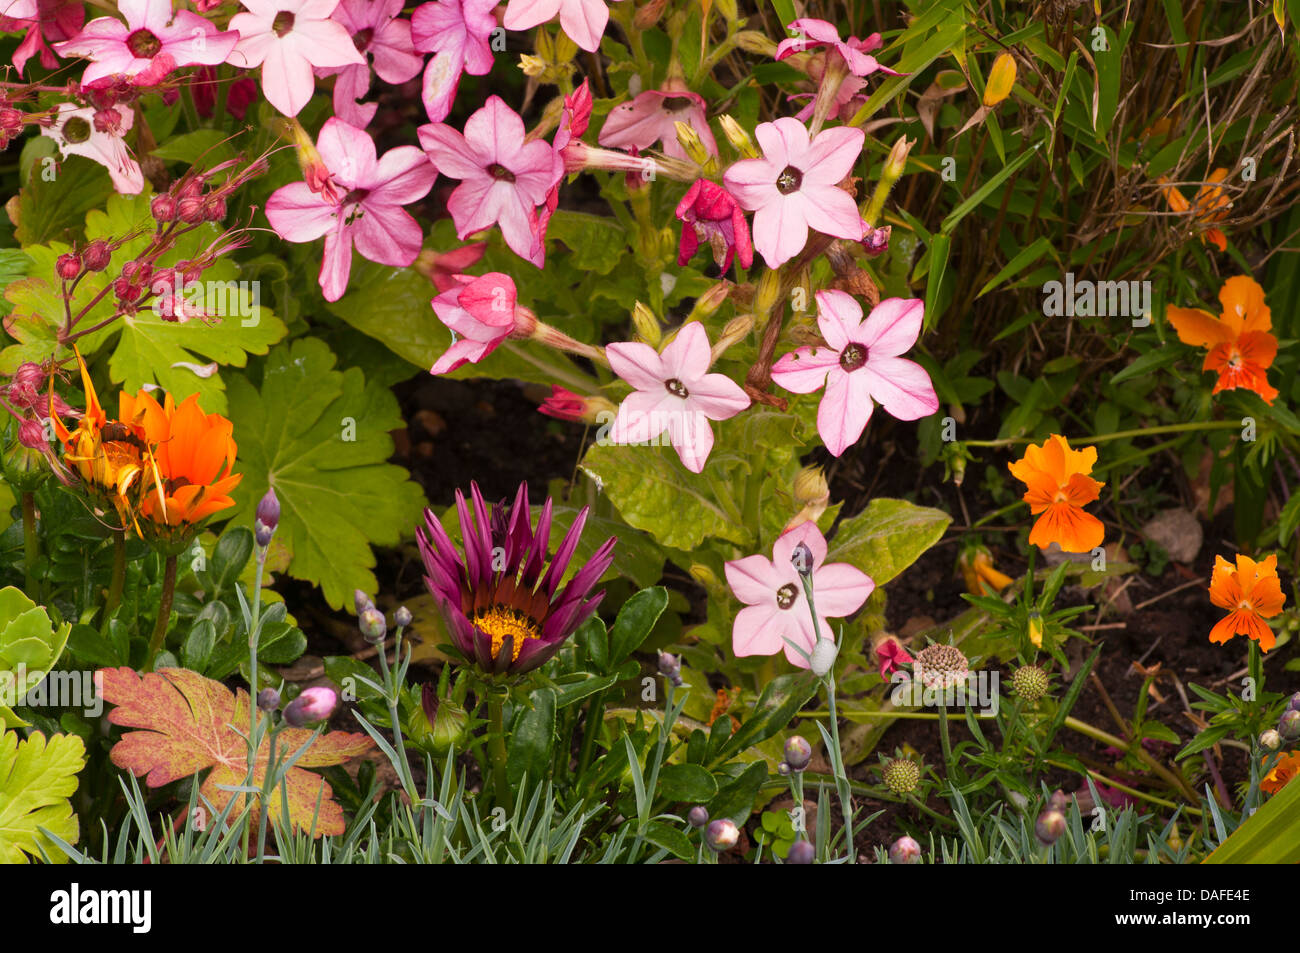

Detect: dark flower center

[126,29,162,58]
[342,187,371,204]
[353,27,374,52]
[474,604,542,663]
[272,11,295,36]
[61,116,92,144]
[839,342,868,371]
[776,583,799,610]
[664,377,690,398]
[488,163,516,182]
[776,165,803,195]
[661,95,695,113]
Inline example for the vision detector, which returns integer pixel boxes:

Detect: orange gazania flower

[1261,752,1300,794]
[1007,435,1105,554]
[1158,167,1231,251]
[1208,553,1285,652]
[1166,275,1278,404]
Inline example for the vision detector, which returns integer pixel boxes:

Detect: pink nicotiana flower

[429,272,536,375]
[0,0,37,20]
[775,18,899,78]
[6,0,84,75]
[502,0,623,53]
[418,95,563,267]
[722,117,865,268]
[725,521,874,669]
[411,0,497,123]
[770,289,938,457]
[606,321,750,474]
[41,103,143,194]
[53,0,239,87]
[597,80,717,162]
[228,0,365,117]
[538,78,592,238]
[317,0,422,128]
[265,117,436,301]
[676,179,752,272]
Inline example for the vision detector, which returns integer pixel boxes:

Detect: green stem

[576,689,607,779]
[501,341,600,396]
[255,728,278,863]
[104,528,126,619]
[487,694,511,812]
[825,673,855,863]
[964,419,1242,448]
[377,627,417,799]
[938,703,954,786]
[21,492,38,596]
[145,555,178,671]
[1063,715,1201,802]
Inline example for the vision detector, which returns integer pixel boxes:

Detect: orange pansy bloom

[1208,553,1285,652]
[1261,752,1300,795]
[1007,435,1106,554]
[1166,275,1278,404]
[1158,167,1231,251]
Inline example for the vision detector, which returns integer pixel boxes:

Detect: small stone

[1141,508,1202,564]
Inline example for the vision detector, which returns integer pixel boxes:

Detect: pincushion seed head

[1012,664,1049,702]
[883,758,920,795]
[914,643,970,690]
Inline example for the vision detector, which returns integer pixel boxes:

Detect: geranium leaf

[98,666,372,836]
[224,338,427,609]
[0,729,85,864]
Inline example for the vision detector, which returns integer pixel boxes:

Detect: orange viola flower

[1166,275,1278,404]
[1261,752,1300,794]
[959,543,1014,594]
[1158,167,1231,251]
[1208,553,1285,652]
[1007,435,1105,554]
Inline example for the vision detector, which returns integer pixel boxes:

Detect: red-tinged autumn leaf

[97,667,373,837]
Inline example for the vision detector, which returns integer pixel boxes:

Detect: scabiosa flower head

[913,643,969,691]
[883,757,920,794]
[1012,664,1049,702]
[417,482,616,676]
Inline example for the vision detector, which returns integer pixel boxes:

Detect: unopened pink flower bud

[56,253,81,280]
[151,194,178,222]
[283,686,338,727]
[178,196,206,223]
[82,239,112,272]
[889,835,922,864]
[18,418,47,450]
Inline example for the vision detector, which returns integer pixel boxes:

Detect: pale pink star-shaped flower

[775,18,899,78]
[418,95,563,267]
[725,521,874,668]
[598,82,717,162]
[606,321,750,474]
[41,103,143,194]
[316,0,423,128]
[265,117,436,301]
[53,0,239,87]
[429,271,536,375]
[228,0,365,117]
[722,117,865,267]
[770,289,938,457]
[0,0,37,19]
[411,0,497,122]
[502,0,624,53]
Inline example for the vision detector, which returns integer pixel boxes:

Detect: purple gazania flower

[417,482,617,676]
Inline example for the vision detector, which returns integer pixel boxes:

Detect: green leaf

[641,820,694,860]
[224,338,427,609]
[939,143,1041,234]
[150,129,237,168]
[976,237,1056,298]
[551,672,618,708]
[826,498,952,585]
[543,211,627,275]
[608,587,669,665]
[1205,771,1300,863]
[206,527,254,599]
[0,250,30,318]
[576,616,610,674]
[707,761,766,826]
[714,672,818,763]
[656,763,718,803]
[767,0,796,30]
[181,619,217,672]
[0,729,85,864]
[507,688,557,787]
[15,156,115,246]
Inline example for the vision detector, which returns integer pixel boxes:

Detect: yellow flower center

[474,605,542,662]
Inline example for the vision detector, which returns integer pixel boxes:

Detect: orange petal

[1166,306,1232,348]
[1219,275,1270,334]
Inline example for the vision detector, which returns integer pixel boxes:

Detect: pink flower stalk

[725,521,874,668]
[429,272,537,375]
[265,117,436,301]
[676,179,753,272]
[53,0,239,87]
[597,83,717,162]
[228,0,366,117]
[319,0,422,128]
[606,321,750,474]
[722,117,865,268]
[41,103,143,194]
[770,290,938,457]
[788,74,866,124]
[411,0,497,123]
[502,0,624,53]
[5,0,85,75]
[775,18,899,78]
[418,95,563,267]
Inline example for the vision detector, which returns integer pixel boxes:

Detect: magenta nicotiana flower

[4,0,83,76]
[724,521,874,669]
[597,78,717,162]
[419,95,563,267]
[675,179,752,272]
[418,482,617,675]
[770,290,938,457]
[538,78,592,238]
[265,117,436,301]
[429,272,536,375]
[722,117,865,268]
[228,0,366,117]
[41,103,143,194]
[775,18,899,78]
[52,0,239,87]
[317,0,423,128]
[606,321,750,474]
[411,0,497,123]
[502,0,624,53]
